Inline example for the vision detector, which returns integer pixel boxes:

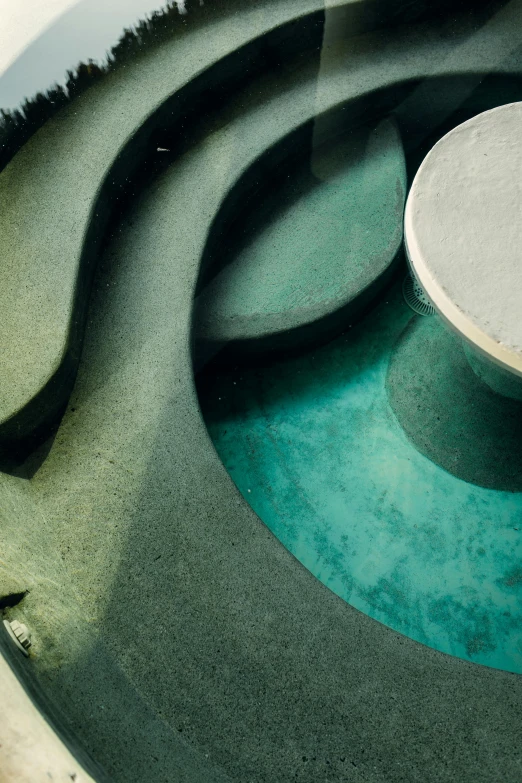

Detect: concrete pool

[1,0,522,780]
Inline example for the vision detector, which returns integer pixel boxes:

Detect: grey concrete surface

[193,116,405,358]
[3,156,521,781]
[1,1,522,782]
[2,0,522,451]
[0,0,331,451]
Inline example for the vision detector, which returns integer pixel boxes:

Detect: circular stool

[404,102,522,400]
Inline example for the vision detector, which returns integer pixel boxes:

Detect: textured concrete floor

[194,116,405,353]
[201,283,522,674]
[2,0,522,447]
[1,1,522,781]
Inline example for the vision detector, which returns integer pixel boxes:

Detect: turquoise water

[200,282,522,673]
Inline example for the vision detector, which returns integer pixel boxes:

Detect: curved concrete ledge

[2,0,522,453]
[0,0,331,454]
[193,113,406,362]
[2,2,522,781]
[6,165,522,779]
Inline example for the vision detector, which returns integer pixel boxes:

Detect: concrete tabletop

[405,102,522,377]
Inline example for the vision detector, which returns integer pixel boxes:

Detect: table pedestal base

[463,344,522,402]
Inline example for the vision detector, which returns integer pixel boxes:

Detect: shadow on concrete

[387,316,522,491]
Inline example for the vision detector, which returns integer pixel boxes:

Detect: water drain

[402,274,435,316]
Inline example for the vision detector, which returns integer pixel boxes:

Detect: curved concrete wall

[1,1,522,782]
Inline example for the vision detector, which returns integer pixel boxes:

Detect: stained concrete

[1,1,522,781]
[4,226,522,780]
[194,117,405,357]
[0,0,331,450]
[201,284,522,673]
[2,0,522,450]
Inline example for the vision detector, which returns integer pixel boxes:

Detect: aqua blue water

[200,282,522,673]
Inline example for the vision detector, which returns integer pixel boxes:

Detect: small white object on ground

[3,619,31,656]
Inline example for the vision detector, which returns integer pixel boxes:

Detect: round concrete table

[404,102,522,399]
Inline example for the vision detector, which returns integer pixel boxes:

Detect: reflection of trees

[0,84,69,170]
[0,0,192,172]
[0,0,490,172]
